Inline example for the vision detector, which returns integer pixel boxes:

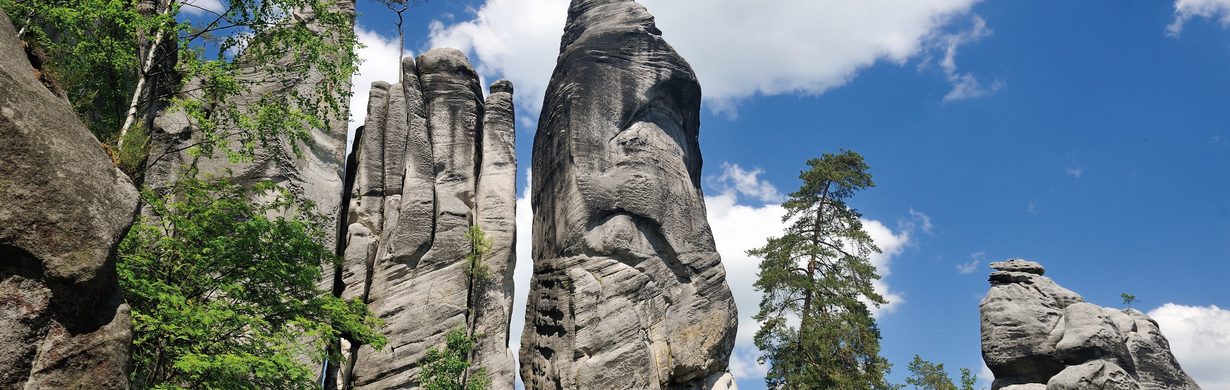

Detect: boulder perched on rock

[0,9,137,389]
[980,259,1200,389]
[335,50,518,389]
[520,0,738,388]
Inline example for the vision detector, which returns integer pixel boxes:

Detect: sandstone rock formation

[0,9,138,389]
[981,259,1200,389]
[520,0,738,388]
[336,50,518,389]
[144,1,354,251]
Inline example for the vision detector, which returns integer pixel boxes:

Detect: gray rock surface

[0,9,137,389]
[520,0,738,388]
[337,51,517,389]
[980,259,1200,389]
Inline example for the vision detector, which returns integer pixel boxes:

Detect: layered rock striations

[0,9,138,389]
[980,259,1200,390]
[336,50,518,389]
[521,0,738,388]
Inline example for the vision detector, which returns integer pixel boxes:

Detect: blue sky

[233,0,1230,387]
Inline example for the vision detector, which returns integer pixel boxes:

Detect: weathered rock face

[0,9,138,389]
[336,50,518,389]
[144,1,355,252]
[980,259,1201,389]
[521,0,738,388]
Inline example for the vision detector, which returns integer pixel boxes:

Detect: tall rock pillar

[338,49,518,389]
[521,0,738,388]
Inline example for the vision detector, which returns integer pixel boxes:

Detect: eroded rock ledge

[980,259,1200,390]
[336,49,517,390]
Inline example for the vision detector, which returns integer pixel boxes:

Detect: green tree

[959,368,977,390]
[2,0,358,171]
[1121,292,1138,309]
[118,176,385,389]
[748,150,894,389]
[419,328,490,390]
[903,355,978,390]
[0,0,152,141]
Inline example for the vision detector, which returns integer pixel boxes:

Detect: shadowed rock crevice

[335,50,517,390]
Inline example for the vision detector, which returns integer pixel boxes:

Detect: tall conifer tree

[749,150,895,389]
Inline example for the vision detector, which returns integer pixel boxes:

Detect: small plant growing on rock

[419,328,490,390]
[1121,292,1138,310]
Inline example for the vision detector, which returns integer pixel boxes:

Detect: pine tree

[748,150,894,389]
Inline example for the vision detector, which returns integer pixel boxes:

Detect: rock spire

[520,0,739,388]
[336,49,518,390]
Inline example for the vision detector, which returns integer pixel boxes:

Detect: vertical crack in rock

[521,0,738,388]
[337,50,518,389]
[980,259,1201,389]
[0,9,138,389]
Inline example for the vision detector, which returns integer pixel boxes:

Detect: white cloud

[1065,165,1084,178]
[427,0,567,114]
[347,26,408,148]
[709,163,784,203]
[428,0,990,115]
[180,0,226,16]
[957,251,984,274]
[1027,200,1038,216]
[929,15,1003,102]
[1148,303,1230,389]
[907,208,935,235]
[704,166,913,383]
[978,362,994,389]
[1168,0,1230,36]
[510,171,533,388]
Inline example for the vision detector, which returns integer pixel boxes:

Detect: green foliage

[419,328,490,390]
[959,368,977,390]
[1121,292,1138,309]
[903,355,977,390]
[748,150,895,389]
[3,0,359,168]
[118,176,384,389]
[1,0,152,140]
[117,120,150,178]
[465,225,492,284]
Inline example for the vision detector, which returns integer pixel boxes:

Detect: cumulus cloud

[428,0,990,115]
[957,251,985,274]
[347,26,407,147]
[1148,303,1230,388]
[1168,0,1230,36]
[708,163,784,203]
